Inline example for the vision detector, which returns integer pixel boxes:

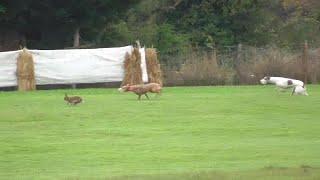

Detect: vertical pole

[212,47,217,66]
[302,41,308,84]
[235,43,242,84]
[237,43,242,63]
[73,27,80,48]
[72,28,80,89]
[253,46,257,62]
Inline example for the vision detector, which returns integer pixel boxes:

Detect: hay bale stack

[121,48,143,86]
[17,48,36,91]
[145,48,163,86]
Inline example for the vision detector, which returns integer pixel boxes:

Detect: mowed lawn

[1,85,320,179]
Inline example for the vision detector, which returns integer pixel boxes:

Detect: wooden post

[212,47,218,66]
[302,41,308,84]
[235,43,242,84]
[71,27,80,89]
[253,46,257,62]
[215,47,219,66]
[73,27,80,48]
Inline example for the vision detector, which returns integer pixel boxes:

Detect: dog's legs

[291,87,296,96]
[145,93,150,100]
[275,87,286,93]
[279,88,286,92]
[154,90,162,99]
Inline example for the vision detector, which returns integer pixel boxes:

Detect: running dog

[118,83,162,100]
[260,76,308,96]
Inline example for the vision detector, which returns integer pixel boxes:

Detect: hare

[64,93,82,105]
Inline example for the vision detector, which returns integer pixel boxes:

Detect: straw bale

[121,48,143,86]
[17,48,36,91]
[146,48,163,86]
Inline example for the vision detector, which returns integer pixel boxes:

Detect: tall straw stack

[121,48,143,86]
[145,48,163,86]
[17,48,36,91]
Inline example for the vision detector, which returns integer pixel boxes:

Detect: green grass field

[1,85,320,179]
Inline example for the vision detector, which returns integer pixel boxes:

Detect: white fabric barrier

[140,47,148,83]
[0,46,148,87]
[0,50,19,87]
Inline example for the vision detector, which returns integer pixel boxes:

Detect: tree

[0,3,5,14]
[165,0,277,47]
[0,0,140,49]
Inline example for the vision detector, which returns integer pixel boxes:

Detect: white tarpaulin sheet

[0,46,148,87]
[140,47,148,84]
[0,50,19,87]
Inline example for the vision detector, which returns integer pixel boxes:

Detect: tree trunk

[73,27,80,47]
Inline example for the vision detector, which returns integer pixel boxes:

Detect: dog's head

[260,76,270,85]
[118,84,131,92]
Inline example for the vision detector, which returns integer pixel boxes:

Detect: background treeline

[1,0,320,85]
[1,0,319,52]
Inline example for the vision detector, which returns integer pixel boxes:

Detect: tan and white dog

[118,83,162,100]
[260,76,308,96]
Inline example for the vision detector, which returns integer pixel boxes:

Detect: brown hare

[64,93,82,105]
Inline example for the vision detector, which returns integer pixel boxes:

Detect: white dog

[260,76,308,95]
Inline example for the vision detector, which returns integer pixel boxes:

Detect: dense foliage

[0,0,319,52]
[0,0,140,48]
